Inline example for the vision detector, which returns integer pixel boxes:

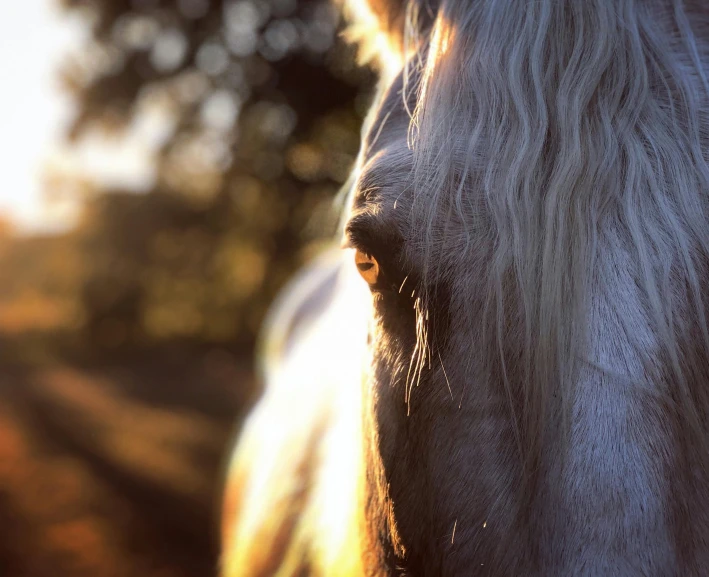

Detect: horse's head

[341,0,709,574]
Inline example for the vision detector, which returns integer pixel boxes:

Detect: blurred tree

[57,0,373,350]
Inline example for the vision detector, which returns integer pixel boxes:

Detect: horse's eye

[354,249,380,286]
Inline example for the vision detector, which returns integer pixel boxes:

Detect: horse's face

[344,66,520,573]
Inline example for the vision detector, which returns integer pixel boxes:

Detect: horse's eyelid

[341,231,370,254]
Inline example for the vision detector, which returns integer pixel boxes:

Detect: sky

[0,1,164,236]
[0,1,83,233]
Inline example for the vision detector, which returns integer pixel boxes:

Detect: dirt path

[0,353,253,577]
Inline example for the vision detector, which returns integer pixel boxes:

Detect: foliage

[33,0,374,350]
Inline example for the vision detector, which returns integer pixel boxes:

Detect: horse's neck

[531,225,709,573]
[221,250,373,577]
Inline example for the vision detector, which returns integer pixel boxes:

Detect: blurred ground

[0,337,254,577]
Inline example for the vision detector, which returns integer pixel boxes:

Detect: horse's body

[222,1,709,575]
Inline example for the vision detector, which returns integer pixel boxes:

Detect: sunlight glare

[0,1,84,233]
[222,249,373,575]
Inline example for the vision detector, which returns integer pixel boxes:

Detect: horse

[220,1,709,574]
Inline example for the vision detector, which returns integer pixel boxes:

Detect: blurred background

[0,1,373,575]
